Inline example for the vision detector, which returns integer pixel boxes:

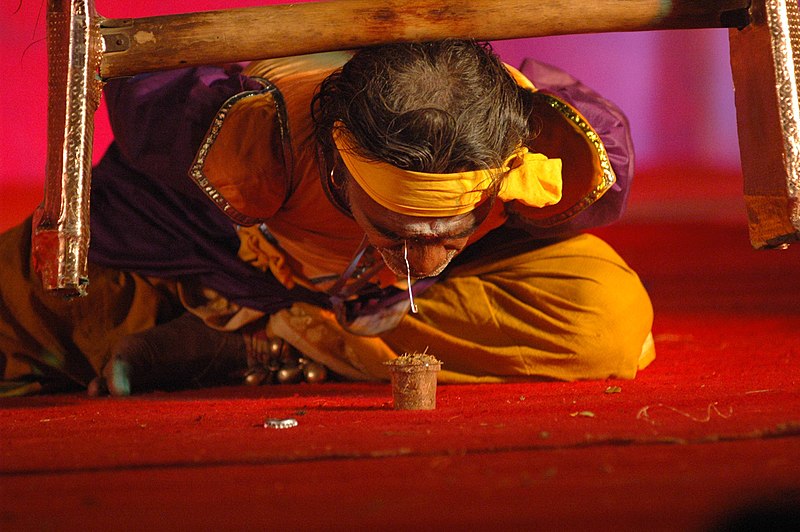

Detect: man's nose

[405,242,448,276]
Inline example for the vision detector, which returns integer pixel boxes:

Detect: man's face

[346,178,486,279]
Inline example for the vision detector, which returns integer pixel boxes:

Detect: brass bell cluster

[244,337,328,385]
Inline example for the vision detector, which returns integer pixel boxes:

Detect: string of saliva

[403,241,419,313]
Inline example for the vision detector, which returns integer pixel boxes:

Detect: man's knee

[505,233,654,380]
[565,253,654,379]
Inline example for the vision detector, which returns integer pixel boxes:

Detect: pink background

[1,1,742,202]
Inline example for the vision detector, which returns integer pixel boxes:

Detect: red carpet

[2,178,800,531]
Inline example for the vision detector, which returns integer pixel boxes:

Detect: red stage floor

[1,179,799,531]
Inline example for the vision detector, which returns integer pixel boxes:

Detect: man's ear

[318,146,353,216]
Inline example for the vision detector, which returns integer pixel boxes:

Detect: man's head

[313,40,531,278]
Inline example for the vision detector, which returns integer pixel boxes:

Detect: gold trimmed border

[189,77,292,227]
[517,92,618,228]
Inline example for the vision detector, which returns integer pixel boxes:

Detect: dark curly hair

[312,40,531,180]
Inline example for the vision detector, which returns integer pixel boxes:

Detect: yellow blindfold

[332,125,563,218]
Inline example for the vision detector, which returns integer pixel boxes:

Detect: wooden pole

[99,0,750,79]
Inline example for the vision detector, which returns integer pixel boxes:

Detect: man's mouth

[376,247,456,279]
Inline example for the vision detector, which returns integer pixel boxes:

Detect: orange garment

[184,53,653,383]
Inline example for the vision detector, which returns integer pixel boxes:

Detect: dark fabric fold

[89,67,329,313]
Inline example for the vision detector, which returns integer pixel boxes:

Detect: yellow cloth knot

[333,126,562,217]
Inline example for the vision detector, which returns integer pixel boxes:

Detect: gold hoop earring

[329,162,347,192]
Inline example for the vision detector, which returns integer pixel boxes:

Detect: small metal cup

[385,359,441,410]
